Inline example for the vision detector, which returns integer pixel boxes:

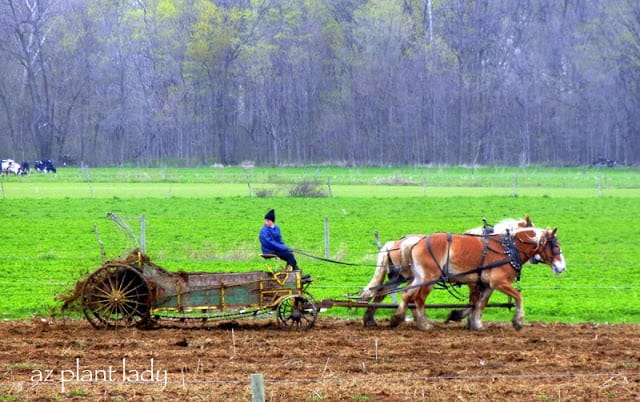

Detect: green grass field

[1,166,639,325]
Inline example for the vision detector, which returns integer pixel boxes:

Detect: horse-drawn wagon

[78,249,317,330]
[66,213,564,332]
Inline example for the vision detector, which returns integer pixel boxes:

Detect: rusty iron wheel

[81,263,151,329]
[276,294,317,331]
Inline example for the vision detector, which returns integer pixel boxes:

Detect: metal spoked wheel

[276,294,318,330]
[81,263,151,329]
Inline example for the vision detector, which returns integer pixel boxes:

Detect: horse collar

[502,233,523,276]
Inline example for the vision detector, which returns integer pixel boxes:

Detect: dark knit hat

[264,209,275,222]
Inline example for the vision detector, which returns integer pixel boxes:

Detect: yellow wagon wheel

[81,263,151,329]
[276,294,318,331]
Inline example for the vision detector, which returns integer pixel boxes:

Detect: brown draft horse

[446,215,538,323]
[360,216,535,327]
[389,227,565,331]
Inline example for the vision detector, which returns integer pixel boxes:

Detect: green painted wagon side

[146,268,303,312]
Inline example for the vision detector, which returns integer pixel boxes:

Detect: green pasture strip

[1,194,639,324]
[2,165,639,187]
[2,183,639,199]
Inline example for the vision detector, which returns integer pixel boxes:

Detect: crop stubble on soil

[1,318,639,401]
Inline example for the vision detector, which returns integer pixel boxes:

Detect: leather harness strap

[425,233,453,283]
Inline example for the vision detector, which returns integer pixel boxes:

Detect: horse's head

[537,228,565,274]
[516,228,565,274]
[515,214,533,229]
[494,215,534,233]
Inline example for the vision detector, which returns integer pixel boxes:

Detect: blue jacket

[259,224,290,254]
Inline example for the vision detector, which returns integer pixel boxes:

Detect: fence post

[81,163,94,198]
[324,217,330,258]
[245,170,252,197]
[596,175,603,197]
[140,214,146,254]
[373,230,381,251]
[251,373,265,402]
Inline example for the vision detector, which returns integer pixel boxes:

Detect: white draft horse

[360,234,423,326]
[360,216,535,326]
[389,227,565,331]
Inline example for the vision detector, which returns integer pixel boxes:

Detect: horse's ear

[552,227,558,236]
[525,215,532,226]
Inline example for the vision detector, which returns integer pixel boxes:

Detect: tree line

[0,0,638,167]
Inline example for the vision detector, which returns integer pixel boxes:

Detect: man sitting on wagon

[259,209,311,281]
[259,209,299,269]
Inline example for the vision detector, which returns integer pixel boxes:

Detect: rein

[292,249,361,266]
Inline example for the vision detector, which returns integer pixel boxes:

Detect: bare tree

[0,0,58,158]
[0,0,638,167]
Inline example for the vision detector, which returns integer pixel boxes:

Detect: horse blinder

[537,230,562,263]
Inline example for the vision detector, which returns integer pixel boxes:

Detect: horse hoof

[416,320,432,331]
[389,315,404,328]
[445,309,465,323]
[363,320,378,327]
[512,321,523,331]
[467,321,483,330]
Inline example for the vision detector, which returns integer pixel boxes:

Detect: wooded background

[0,0,638,167]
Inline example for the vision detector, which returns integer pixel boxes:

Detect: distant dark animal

[592,157,617,168]
[35,159,57,173]
[19,162,30,175]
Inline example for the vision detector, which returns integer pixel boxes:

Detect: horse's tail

[360,241,395,300]
[399,235,423,277]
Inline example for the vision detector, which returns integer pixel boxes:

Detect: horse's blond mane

[494,218,520,225]
[496,216,534,230]
[513,226,545,245]
[465,217,532,236]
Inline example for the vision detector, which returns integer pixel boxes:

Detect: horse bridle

[548,233,562,256]
[518,230,562,265]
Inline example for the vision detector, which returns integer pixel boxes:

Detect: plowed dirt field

[1,318,639,401]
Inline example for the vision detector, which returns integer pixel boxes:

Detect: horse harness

[378,231,533,295]
[423,231,524,288]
